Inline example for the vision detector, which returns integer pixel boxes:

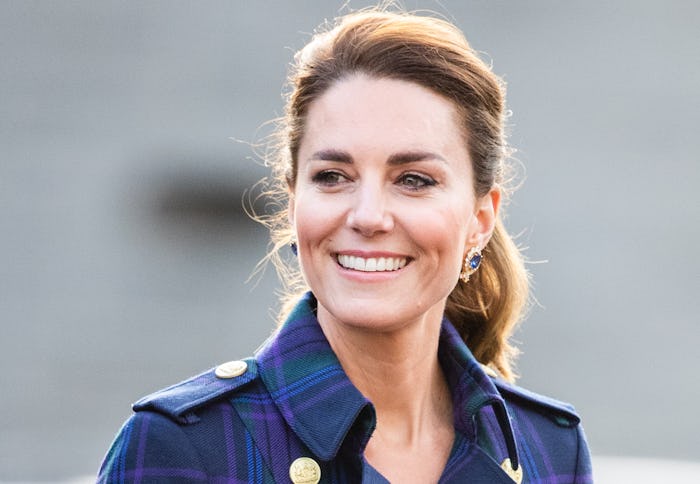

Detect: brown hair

[256,8,529,382]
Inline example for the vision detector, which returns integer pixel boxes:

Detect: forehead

[300,75,468,158]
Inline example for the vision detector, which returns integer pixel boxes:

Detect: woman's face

[290,75,498,332]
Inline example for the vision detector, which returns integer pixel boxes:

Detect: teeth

[337,255,408,272]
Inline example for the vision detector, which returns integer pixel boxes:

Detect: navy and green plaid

[98,292,593,483]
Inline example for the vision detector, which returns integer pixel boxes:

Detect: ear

[287,193,295,227]
[286,177,296,226]
[466,187,501,249]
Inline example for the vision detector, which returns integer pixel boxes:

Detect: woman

[99,9,592,484]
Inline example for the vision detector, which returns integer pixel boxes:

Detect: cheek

[407,203,471,251]
[292,195,340,248]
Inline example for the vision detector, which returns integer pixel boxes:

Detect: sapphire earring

[460,247,482,283]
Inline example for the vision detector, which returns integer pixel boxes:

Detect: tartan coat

[98,293,593,483]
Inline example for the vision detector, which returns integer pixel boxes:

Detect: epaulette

[133,358,258,425]
[492,378,581,428]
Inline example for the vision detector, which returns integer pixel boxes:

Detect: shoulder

[98,358,272,482]
[487,376,593,482]
[491,377,581,428]
[132,358,261,424]
[98,409,208,482]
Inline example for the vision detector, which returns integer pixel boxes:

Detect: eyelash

[310,170,438,190]
[398,173,437,190]
[311,170,348,186]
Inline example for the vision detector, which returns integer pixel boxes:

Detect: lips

[336,254,408,272]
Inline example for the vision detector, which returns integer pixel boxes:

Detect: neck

[316,303,453,445]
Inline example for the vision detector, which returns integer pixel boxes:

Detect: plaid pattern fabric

[98,292,593,483]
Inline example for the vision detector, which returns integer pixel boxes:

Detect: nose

[346,181,394,236]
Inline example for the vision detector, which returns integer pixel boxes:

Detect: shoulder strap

[133,357,258,424]
[492,378,581,428]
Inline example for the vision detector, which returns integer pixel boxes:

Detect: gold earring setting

[460,247,482,283]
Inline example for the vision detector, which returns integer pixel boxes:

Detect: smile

[336,254,408,272]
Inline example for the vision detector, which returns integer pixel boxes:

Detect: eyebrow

[309,149,446,165]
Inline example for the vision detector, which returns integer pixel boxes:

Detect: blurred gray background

[1,0,698,481]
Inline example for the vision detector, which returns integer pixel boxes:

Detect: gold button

[500,458,523,484]
[215,360,247,379]
[289,457,321,484]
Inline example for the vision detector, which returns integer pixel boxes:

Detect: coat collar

[255,292,519,469]
[255,292,372,461]
[437,310,521,470]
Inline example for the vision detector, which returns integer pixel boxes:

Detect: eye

[311,170,348,186]
[397,172,437,190]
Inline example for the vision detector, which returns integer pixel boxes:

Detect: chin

[317,295,443,334]
[337,311,404,333]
